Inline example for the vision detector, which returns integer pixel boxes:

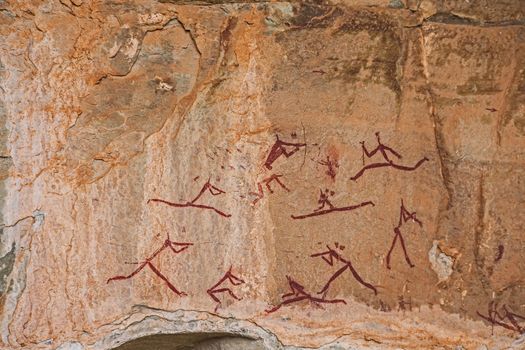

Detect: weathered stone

[0,0,524,349]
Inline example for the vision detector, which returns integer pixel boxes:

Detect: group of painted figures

[107,131,524,334]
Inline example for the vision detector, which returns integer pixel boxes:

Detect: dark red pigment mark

[386,199,423,269]
[249,174,290,205]
[486,107,497,112]
[148,179,231,218]
[495,244,504,262]
[398,295,412,311]
[311,243,378,296]
[351,132,429,181]
[265,275,346,314]
[107,233,193,296]
[291,188,374,220]
[264,135,306,170]
[379,299,392,312]
[207,266,245,312]
[318,155,339,180]
[477,301,525,335]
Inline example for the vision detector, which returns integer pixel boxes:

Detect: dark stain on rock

[456,78,503,95]
[513,114,525,134]
[289,3,343,29]
[435,0,525,25]
[330,9,402,98]
[334,8,398,35]
[0,102,12,179]
[275,7,403,99]
[505,62,525,134]
[427,12,479,26]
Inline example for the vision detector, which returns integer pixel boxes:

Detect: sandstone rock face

[0,0,524,349]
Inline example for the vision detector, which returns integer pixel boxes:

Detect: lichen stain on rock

[428,240,454,283]
[0,242,15,296]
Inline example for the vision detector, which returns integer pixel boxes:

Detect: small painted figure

[351,132,428,181]
[107,232,193,296]
[265,275,346,314]
[207,266,245,312]
[311,243,378,296]
[148,178,231,218]
[264,135,306,170]
[477,301,525,335]
[318,155,339,180]
[249,174,290,205]
[291,189,374,220]
[386,199,422,269]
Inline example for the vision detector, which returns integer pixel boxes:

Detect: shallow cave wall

[0,0,524,349]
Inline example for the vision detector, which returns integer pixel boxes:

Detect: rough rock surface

[0,0,524,349]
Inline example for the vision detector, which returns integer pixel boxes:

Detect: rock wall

[0,0,524,349]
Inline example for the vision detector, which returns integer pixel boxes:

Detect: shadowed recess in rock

[112,333,266,350]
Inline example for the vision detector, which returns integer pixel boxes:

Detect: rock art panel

[0,0,523,349]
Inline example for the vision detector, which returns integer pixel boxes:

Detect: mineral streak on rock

[0,0,524,349]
